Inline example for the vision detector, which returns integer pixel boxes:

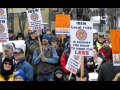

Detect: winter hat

[42,34,50,42]
[16,33,24,40]
[55,69,63,74]
[14,70,25,81]
[103,38,110,43]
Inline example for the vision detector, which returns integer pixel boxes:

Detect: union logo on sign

[76,29,87,41]
[73,55,80,61]
[30,13,39,21]
[0,9,4,15]
[0,24,5,33]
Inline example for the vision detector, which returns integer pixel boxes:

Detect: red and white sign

[0,19,9,43]
[65,54,81,74]
[70,21,93,56]
[26,8,43,31]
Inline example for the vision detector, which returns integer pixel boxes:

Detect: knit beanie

[42,34,50,42]
[14,70,25,81]
[103,38,110,43]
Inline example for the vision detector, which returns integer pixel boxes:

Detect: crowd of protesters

[0,27,120,81]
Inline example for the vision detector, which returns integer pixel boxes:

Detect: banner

[26,8,43,31]
[0,8,7,19]
[110,30,120,66]
[70,20,93,56]
[65,54,81,74]
[55,14,70,34]
[0,40,26,52]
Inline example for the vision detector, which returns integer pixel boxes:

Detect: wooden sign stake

[81,56,84,81]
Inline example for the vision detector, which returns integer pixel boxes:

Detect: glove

[38,53,44,59]
[41,57,47,62]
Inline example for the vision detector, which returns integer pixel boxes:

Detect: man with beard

[32,34,58,81]
[96,34,104,50]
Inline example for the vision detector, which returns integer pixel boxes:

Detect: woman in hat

[0,57,14,81]
[16,33,24,40]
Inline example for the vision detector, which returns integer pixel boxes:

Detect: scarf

[103,46,110,51]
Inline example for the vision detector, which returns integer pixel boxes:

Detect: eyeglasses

[4,62,12,65]
[99,37,104,39]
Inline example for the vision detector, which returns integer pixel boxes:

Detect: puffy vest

[36,46,55,75]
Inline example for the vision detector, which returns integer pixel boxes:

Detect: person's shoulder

[22,60,33,68]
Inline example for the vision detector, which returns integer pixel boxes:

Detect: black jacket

[97,59,120,81]
[85,57,106,73]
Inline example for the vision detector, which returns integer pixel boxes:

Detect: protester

[93,29,98,47]
[98,38,112,62]
[46,30,54,44]
[51,39,63,66]
[45,27,50,33]
[85,47,106,73]
[0,57,14,81]
[0,43,15,72]
[14,70,25,81]
[76,68,89,81]
[8,30,16,41]
[96,34,104,50]
[16,33,25,40]
[25,27,37,62]
[50,66,67,81]
[32,34,58,81]
[97,49,120,81]
[14,48,34,81]
[57,34,68,50]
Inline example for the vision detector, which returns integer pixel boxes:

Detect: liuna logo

[76,29,87,41]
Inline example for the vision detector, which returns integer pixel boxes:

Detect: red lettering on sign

[0,39,6,42]
[75,50,89,55]
[68,66,76,74]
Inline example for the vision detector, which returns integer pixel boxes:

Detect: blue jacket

[14,57,34,81]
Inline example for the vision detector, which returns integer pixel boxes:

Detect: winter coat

[98,47,111,62]
[14,57,34,81]
[9,35,16,41]
[85,57,106,73]
[97,59,120,81]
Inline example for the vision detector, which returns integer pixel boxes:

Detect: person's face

[93,49,98,57]
[55,73,63,79]
[46,31,52,38]
[14,76,24,81]
[99,37,104,43]
[51,43,58,50]
[30,32,36,39]
[76,74,87,81]
[14,53,24,62]
[93,33,98,39]
[57,34,62,40]
[8,32,14,37]
[5,50,13,58]
[42,39,49,45]
[3,62,12,71]
[18,37,23,40]
[104,41,109,47]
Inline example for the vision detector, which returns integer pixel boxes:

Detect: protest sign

[0,8,7,19]
[70,20,93,56]
[26,8,43,31]
[110,30,120,66]
[0,19,9,43]
[55,14,70,34]
[65,54,81,74]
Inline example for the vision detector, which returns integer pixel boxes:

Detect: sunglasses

[4,62,12,65]
[47,34,51,35]
[99,37,104,39]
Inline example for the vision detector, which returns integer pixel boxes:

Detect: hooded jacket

[0,58,14,81]
[50,66,67,81]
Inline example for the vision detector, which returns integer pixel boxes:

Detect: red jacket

[98,47,111,62]
[60,53,69,75]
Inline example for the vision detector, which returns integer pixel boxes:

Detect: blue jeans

[36,73,54,81]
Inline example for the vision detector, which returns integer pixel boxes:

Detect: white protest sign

[65,54,81,74]
[0,19,9,43]
[0,8,7,19]
[0,40,26,52]
[26,8,43,31]
[70,20,93,56]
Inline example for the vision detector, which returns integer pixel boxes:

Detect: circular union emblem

[0,24,5,33]
[0,9,4,15]
[73,55,80,61]
[76,29,87,41]
[30,13,39,21]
